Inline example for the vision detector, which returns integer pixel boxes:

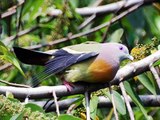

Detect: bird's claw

[63,81,75,91]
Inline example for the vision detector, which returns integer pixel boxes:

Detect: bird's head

[116,43,133,61]
[103,43,134,62]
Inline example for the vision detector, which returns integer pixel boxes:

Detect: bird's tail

[13,47,53,65]
[13,47,55,87]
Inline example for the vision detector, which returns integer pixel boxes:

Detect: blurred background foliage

[1,0,160,119]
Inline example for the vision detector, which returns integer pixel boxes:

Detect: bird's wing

[33,49,98,83]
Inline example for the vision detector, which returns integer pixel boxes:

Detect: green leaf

[6,91,14,98]
[30,0,44,20]
[124,81,152,120]
[58,114,81,120]
[62,94,84,100]
[0,41,25,77]
[101,89,126,115]
[112,90,126,115]
[3,54,25,77]
[10,56,25,77]
[109,28,124,43]
[137,73,156,95]
[25,103,44,112]
[8,98,20,103]
[22,0,44,21]
[143,7,160,37]
[22,0,33,16]
[101,89,111,101]
[153,59,160,66]
[10,112,24,120]
[90,95,98,120]
[61,94,84,108]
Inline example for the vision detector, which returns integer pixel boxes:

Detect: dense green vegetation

[1,0,160,119]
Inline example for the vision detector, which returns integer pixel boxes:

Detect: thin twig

[0,0,25,19]
[4,17,54,44]
[85,91,90,120]
[66,104,77,114]
[78,0,103,30]
[78,14,96,30]
[0,79,30,88]
[0,63,12,71]
[101,19,112,43]
[52,90,60,116]
[16,0,25,36]
[109,84,119,120]
[149,63,160,89]
[4,26,39,44]
[118,20,130,50]
[119,80,135,120]
[101,0,128,42]
[48,0,156,17]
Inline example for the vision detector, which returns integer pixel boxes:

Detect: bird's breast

[88,59,118,82]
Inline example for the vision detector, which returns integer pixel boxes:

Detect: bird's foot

[63,81,75,91]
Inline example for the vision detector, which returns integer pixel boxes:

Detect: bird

[13,42,133,90]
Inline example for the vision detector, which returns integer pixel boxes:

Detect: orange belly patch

[88,59,115,82]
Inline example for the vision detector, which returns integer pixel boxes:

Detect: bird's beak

[127,55,134,61]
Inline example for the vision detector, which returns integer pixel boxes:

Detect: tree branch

[3,17,54,44]
[48,0,156,17]
[4,26,39,45]
[109,86,119,120]
[1,0,156,19]
[33,95,160,111]
[78,0,103,30]
[149,63,160,89]
[0,79,30,88]
[119,81,134,120]
[0,0,25,19]
[0,63,12,71]
[0,50,160,99]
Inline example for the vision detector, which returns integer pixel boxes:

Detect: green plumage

[64,58,95,83]
[63,43,101,53]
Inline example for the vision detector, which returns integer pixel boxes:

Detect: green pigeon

[13,42,133,90]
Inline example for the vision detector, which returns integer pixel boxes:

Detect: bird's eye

[119,46,123,50]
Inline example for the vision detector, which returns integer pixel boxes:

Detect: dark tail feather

[30,67,62,87]
[13,47,52,65]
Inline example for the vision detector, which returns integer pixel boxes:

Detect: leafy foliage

[0,0,160,119]
[0,94,56,120]
[0,41,25,76]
